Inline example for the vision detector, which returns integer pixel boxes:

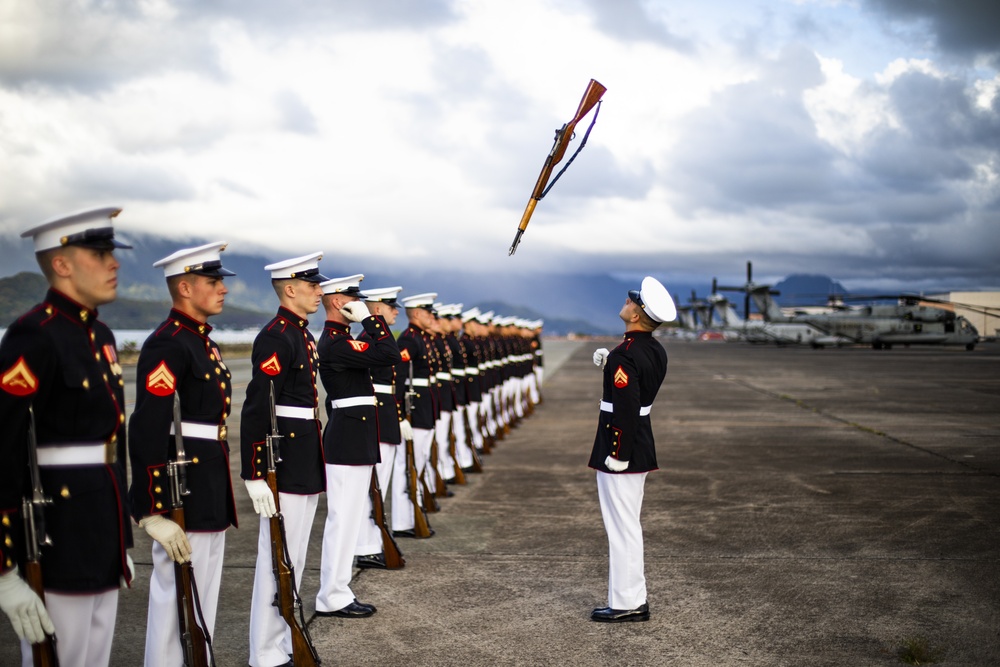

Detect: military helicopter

[718,262,981,350]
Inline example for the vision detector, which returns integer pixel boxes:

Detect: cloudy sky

[1,0,997,291]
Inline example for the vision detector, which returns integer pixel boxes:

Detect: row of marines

[0,208,543,667]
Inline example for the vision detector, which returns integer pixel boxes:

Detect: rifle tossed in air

[169,393,214,667]
[509,78,606,255]
[264,382,321,665]
[22,406,59,667]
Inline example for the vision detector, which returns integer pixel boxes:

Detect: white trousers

[145,530,226,667]
[20,589,118,667]
[527,372,540,404]
[465,401,484,448]
[434,411,456,481]
[355,442,397,556]
[451,409,474,468]
[394,428,432,531]
[596,471,648,610]
[513,377,525,418]
[483,392,498,436]
[316,464,373,612]
[248,492,319,667]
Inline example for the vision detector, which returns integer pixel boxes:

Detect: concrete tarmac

[2,339,998,666]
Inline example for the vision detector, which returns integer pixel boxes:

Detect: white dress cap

[638,276,678,323]
[362,286,403,305]
[264,252,328,282]
[400,292,437,310]
[21,206,131,253]
[476,310,494,324]
[153,242,235,278]
[320,273,364,296]
[461,307,481,323]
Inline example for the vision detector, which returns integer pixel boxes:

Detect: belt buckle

[313,407,319,420]
[218,423,228,441]
[105,439,117,465]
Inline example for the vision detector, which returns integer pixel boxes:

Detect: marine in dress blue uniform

[313,275,400,618]
[459,307,487,454]
[242,253,328,667]
[391,293,439,536]
[128,242,238,665]
[353,286,410,568]
[588,276,676,623]
[0,207,133,667]
[441,304,477,473]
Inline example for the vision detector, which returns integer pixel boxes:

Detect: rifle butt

[450,433,467,485]
[369,470,405,569]
[24,562,59,667]
[289,626,322,667]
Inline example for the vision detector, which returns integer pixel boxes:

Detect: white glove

[604,455,629,472]
[121,553,135,588]
[593,348,609,369]
[139,515,192,563]
[399,418,413,442]
[340,301,369,323]
[0,568,55,644]
[245,479,277,518]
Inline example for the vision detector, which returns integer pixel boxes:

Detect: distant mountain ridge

[0,231,879,334]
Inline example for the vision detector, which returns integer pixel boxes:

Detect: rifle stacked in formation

[404,364,434,537]
[22,406,59,667]
[169,393,213,667]
[264,382,321,666]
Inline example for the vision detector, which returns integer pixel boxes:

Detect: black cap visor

[187,260,236,277]
[61,227,133,251]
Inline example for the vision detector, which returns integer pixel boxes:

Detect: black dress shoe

[590,603,650,623]
[355,553,387,569]
[393,528,436,538]
[315,601,375,618]
[353,598,377,613]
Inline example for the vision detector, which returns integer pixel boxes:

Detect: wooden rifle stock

[404,436,433,538]
[431,435,448,498]
[169,509,210,667]
[266,473,321,666]
[510,78,607,254]
[465,413,483,473]
[449,427,467,485]
[23,561,58,667]
[368,470,405,567]
[22,407,58,667]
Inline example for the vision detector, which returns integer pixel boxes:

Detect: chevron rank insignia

[260,352,282,376]
[400,348,411,362]
[1,357,38,396]
[348,340,370,352]
[146,361,176,397]
[613,365,629,388]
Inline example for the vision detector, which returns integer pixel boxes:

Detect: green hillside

[0,271,270,330]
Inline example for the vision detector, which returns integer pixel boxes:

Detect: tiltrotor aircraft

[717,262,981,350]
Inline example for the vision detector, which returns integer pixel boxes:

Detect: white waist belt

[329,396,376,409]
[372,384,394,394]
[170,421,226,440]
[436,372,452,381]
[405,378,430,387]
[451,368,466,376]
[275,405,316,420]
[600,401,652,416]
[465,367,480,375]
[37,443,106,466]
